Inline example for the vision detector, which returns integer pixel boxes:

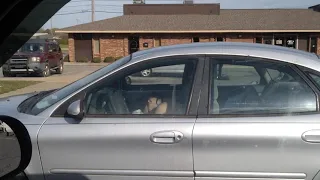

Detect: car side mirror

[125,76,132,85]
[0,116,32,179]
[67,100,84,120]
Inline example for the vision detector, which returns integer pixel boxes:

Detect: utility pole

[50,17,53,36]
[91,0,95,22]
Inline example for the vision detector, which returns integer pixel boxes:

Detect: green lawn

[0,81,41,94]
[60,44,68,50]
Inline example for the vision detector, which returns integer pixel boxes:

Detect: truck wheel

[39,64,50,77]
[56,61,63,74]
[3,71,13,77]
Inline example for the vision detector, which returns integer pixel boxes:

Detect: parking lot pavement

[0,64,106,98]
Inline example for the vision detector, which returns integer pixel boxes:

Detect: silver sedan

[2,42,320,180]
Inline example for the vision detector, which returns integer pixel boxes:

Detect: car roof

[131,42,320,71]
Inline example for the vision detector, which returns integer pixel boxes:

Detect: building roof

[57,9,320,33]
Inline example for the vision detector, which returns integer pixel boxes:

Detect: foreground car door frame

[37,55,204,180]
[194,55,320,180]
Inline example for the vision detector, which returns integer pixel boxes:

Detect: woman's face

[147,97,159,110]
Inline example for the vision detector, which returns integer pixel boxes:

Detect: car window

[216,64,260,86]
[85,58,197,115]
[129,64,185,85]
[210,57,317,114]
[18,43,44,53]
[308,73,320,88]
[29,56,131,115]
[48,44,56,52]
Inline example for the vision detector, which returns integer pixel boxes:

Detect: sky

[43,0,320,29]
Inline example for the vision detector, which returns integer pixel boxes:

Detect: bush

[115,56,123,61]
[92,57,101,63]
[104,56,114,63]
[76,56,89,63]
[63,55,69,62]
[57,39,68,45]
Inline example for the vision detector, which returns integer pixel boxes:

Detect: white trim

[56,30,320,34]
[10,69,34,72]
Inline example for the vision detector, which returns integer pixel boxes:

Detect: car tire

[56,61,63,74]
[3,71,13,77]
[140,69,152,77]
[39,64,50,77]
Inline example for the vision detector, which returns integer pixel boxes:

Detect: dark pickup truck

[2,39,64,77]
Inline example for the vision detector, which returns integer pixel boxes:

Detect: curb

[64,62,110,66]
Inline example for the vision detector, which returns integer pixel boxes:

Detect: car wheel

[56,61,63,74]
[39,64,50,77]
[140,69,152,77]
[3,71,12,77]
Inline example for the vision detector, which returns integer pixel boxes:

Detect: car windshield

[28,56,130,115]
[18,43,44,53]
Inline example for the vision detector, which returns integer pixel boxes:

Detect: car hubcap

[44,66,48,75]
[141,69,151,76]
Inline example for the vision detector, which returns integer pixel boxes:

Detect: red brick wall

[317,37,320,55]
[92,34,100,58]
[100,34,127,59]
[161,34,192,46]
[200,36,210,42]
[124,37,129,56]
[140,36,154,50]
[70,33,320,62]
[226,34,254,43]
[68,34,75,62]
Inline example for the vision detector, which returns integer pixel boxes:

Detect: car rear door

[38,55,204,180]
[47,43,56,68]
[193,55,320,180]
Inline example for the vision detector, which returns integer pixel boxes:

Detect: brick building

[57,3,320,62]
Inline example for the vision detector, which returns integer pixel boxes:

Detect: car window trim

[291,65,320,111]
[51,55,205,118]
[197,55,320,118]
[296,65,320,109]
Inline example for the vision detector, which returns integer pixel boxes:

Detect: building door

[129,36,139,54]
[299,37,309,52]
[74,34,93,62]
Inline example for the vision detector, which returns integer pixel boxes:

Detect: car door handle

[302,130,320,143]
[150,131,184,144]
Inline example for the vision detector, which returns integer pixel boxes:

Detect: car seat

[87,88,130,114]
[222,86,260,113]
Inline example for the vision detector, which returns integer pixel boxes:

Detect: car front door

[38,55,204,180]
[193,55,320,180]
[47,43,58,68]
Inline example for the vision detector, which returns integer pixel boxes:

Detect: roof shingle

[57,9,320,33]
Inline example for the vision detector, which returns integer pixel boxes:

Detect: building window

[310,37,317,53]
[154,38,161,47]
[263,37,273,45]
[93,39,100,54]
[217,37,224,42]
[193,37,199,43]
[255,37,262,43]
[286,37,296,49]
[275,38,284,46]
